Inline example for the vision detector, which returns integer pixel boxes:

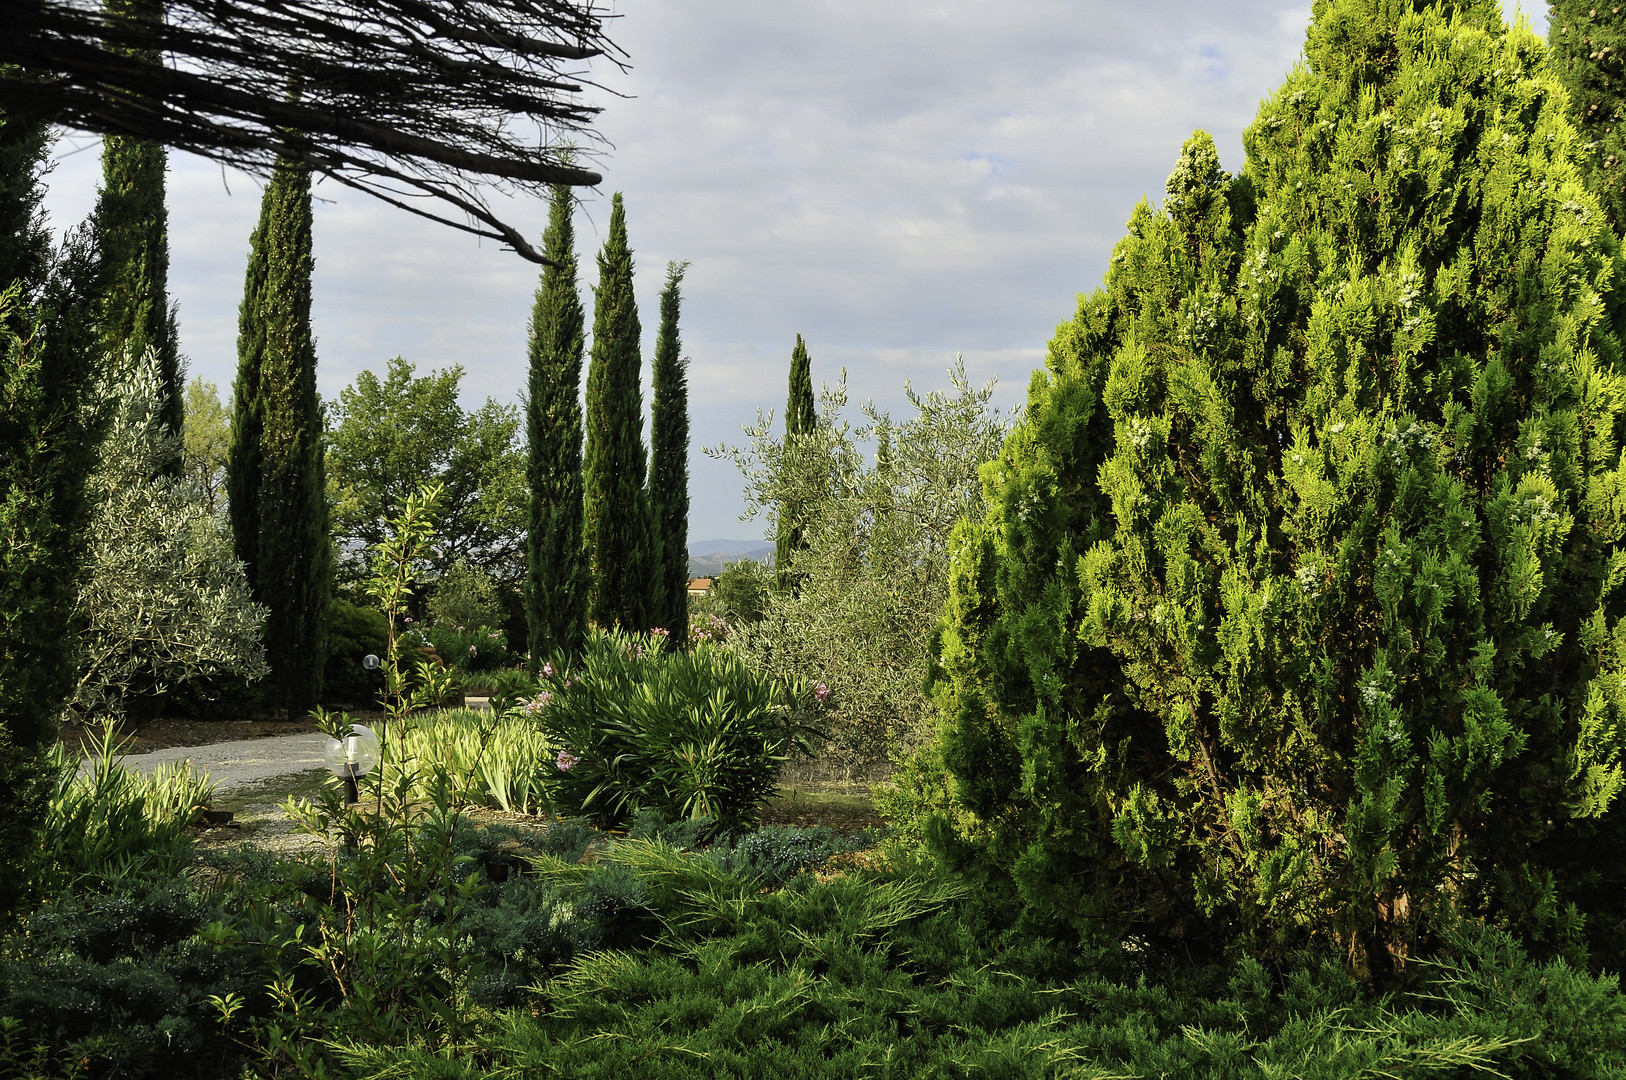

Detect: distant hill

[687,539,774,579]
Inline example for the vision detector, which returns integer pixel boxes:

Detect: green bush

[322,596,388,706]
[407,620,511,673]
[531,629,819,831]
[0,878,251,1078]
[916,0,1626,974]
[37,724,214,892]
[394,707,557,815]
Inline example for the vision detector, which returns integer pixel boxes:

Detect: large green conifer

[583,193,655,631]
[775,334,817,591]
[226,158,331,717]
[95,0,181,440]
[923,0,1626,975]
[0,112,105,922]
[525,184,589,664]
[1550,2,1626,236]
[650,260,691,645]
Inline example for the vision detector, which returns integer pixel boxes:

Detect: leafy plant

[532,629,821,831]
[395,708,556,815]
[36,720,215,892]
[68,347,268,722]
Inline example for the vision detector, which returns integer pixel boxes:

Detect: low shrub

[322,597,388,706]
[530,629,821,831]
[394,707,557,815]
[406,620,511,674]
[38,723,215,892]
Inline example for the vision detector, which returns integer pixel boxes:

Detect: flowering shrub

[531,628,823,831]
[687,612,731,646]
[410,621,511,673]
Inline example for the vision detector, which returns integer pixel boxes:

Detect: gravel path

[88,732,333,791]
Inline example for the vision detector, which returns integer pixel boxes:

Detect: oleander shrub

[530,628,820,831]
[915,0,1626,976]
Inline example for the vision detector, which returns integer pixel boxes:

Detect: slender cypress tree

[525,183,589,665]
[226,158,331,717]
[583,192,656,631]
[95,0,181,440]
[775,334,816,590]
[0,111,105,922]
[1549,1,1626,236]
[649,260,691,646]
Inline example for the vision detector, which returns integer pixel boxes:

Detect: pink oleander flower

[813,682,830,704]
[652,627,670,638]
[542,662,555,677]
[469,644,478,657]
[556,749,579,772]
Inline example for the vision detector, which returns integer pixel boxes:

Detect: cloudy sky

[39,0,1548,544]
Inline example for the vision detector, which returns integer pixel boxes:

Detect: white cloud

[39,0,1550,542]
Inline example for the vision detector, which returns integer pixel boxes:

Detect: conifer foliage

[924,0,1626,974]
[525,183,589,665]
[94,0,181,440]
[650,260,691,645]
[1549,1,1626,236]
[226,157,331,717]
[0,112,105,921]
[583,193,656,631]
[775,334,817,590]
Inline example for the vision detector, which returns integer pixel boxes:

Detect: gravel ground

[92,732,332,791]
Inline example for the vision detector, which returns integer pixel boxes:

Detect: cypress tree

[0,112,105,922]
[1549,2,1626,236]
[95,0,181,440]
[226,158,331,717]
[583,193,656,631]
[525,183,589,665]
[650,260,691,645]
[923,0,1626,976]
[775,333,817,590]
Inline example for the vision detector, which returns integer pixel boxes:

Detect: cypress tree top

[927,0,1626,973]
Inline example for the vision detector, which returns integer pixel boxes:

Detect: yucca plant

[532,629,821,831]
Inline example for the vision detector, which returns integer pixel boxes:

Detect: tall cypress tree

[0,111,105,922]
[583,192,655,631]
[95,0,181,440]
[775,333,816,590]
[924,0,1626,975]
[525,183,589,665]
[649,260,691,645]
[1549,2,1626,236]
[227,158,331,717]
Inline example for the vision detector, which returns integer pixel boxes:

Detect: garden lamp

[363,653,381,670]
[323,723,380,804]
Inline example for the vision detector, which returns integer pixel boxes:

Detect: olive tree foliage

[68,348,267,720]
[916,0,1626,977]
[711,359,1014,779]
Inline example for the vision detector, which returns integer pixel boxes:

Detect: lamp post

[323,723,380,804]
